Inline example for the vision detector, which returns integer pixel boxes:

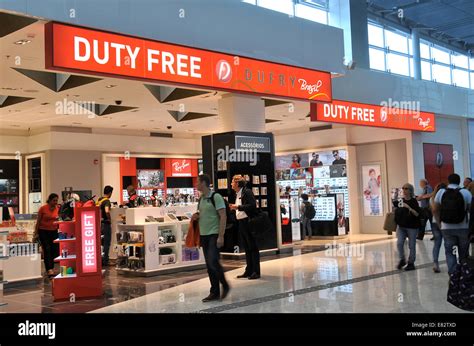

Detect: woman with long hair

[34,193,60,278]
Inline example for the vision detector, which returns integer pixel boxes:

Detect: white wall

[274,127,349,153]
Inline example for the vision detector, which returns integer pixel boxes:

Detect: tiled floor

[2,235,464,314]
[92,237,469,314]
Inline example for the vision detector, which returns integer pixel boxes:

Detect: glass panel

[470,58,474,71]
[258,0,294,15]
[420,42,430,59]
[368,23,384,47]
[386,53,409,76]
[369,48,385,71]
[432,63,451,84]
[300,0,329,9]
[452,69,469,88]
[470,72,474,90]
[431,46,450,64]
[295,4,327,24]
[451,53,469,69]
[385,30,408,53]
[421,60,431,80]
[242,0,257,4]
[408,38,413,55]
[409,57,414,77]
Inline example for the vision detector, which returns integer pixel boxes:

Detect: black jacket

[393,198,421,229]
[237,187,257,218]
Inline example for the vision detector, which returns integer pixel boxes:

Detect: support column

[329,0,370,69]
[411,29,422,80]
[218,93,265,133]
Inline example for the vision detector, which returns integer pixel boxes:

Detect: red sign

[171,159,192,177]
[45,22,332,102]
[81,210,97,273]
[311,100,435,132]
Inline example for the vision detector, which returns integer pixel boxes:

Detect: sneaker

[404,263,416,271]
[202,294,220,302]
[397,259,406,270]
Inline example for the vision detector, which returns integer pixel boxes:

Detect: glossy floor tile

[93,238,470,313]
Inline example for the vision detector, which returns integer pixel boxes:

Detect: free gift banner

[310,99,435,132]
[45,22,332,102]
[81,210,97,274]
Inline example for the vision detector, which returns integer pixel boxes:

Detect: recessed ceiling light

[14,39,31,45]
[105,85,116,88]
[281,115,288,118]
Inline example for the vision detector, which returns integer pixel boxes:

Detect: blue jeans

[431,223,443,265]
[370,196,380,215]
[442,228,470,274]
[301,217,312,237]
[397,226,417,264]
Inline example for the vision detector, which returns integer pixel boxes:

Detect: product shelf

[54,255,77,262]
[53,238,76,243]
[54,273,77,279]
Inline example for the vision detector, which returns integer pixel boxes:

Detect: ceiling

[368,0,474,50]
[0,13,324,138]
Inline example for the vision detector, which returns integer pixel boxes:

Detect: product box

[7,231,28,243]
[160,254,176,265]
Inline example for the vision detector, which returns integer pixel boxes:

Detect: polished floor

[0,236,467,313]
[93,237,467,314]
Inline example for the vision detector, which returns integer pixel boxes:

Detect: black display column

[202,131,277,254]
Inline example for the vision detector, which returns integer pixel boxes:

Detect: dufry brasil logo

[216,60,232,83]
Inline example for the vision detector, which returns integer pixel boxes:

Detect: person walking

[33,193,60,278]
[433,173,472,274]
[192,174,229,302]
[97,185,113,267]
[430,183,446,273]
[300,194,314,240]
[394,183,421,271]
[416,179,433,240]
[230,175,260,280]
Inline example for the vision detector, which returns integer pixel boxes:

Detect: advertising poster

[361,164,383,217]
[137,170,165,188]
[290,195,302,241]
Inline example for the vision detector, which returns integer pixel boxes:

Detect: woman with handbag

[229,175,260,280]
[393,183,421,271]
[33,193,60,278]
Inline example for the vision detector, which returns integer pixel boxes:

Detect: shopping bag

[383,212,397,235]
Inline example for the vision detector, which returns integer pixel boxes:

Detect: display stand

[0,228,11,308]
[202,131,278,256]
[52,206,103,301]
[115,207,204,276]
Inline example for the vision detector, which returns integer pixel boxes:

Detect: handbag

[383,211,397,235]
[248,210,273,238]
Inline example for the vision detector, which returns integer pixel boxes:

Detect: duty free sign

[45,22,332,102]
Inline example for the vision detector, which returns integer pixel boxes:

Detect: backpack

[447,257,474,311]
[199,192,236,229]
[303,201,316,219]
[440,188,466,224]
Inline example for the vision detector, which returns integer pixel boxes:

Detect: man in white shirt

[433,173,472,274]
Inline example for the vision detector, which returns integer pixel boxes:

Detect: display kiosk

[52,206,103,300]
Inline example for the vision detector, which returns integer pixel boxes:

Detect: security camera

[167,126,172,130]
[115,100,122,105]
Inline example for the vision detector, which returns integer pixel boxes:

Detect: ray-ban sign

[45,22,332,102]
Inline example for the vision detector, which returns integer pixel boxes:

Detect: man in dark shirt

[97,185,113,267]
[332,150,346,165]
[309,153,323,166]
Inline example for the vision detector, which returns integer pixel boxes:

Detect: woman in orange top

[34,193,60,277]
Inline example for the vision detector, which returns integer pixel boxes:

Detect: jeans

[370,196,380,215]
[239,218,260,276]
[101,222,112,266]
[396,226,417,264]
[301,217,312,237]
[431,222,443,265]
[442,228,470,274]
[38,229,59,271]
[200,234,228,296]
[418,207,432,239]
